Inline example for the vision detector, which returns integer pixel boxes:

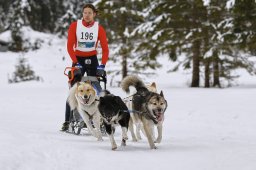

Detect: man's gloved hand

[96,64,105,77]
[72,62,82,68]
[68,63,82,82]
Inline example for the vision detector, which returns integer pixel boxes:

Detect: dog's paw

[112,146,117,150]
[150,145,157,149]
[121,139,127,146]
[91,132,97,138]
[97,137,103,141]
[132,138,138,142]
[152,146,157,149]
[154,138,161,143]
[123,136,128,140]
[137,135,142,140]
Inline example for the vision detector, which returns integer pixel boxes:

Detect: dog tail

[68,83,78,110]
[121,75,145,93]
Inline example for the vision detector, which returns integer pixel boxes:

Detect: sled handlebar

[64,67,79,83]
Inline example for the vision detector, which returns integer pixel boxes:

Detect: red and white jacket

[67,20,109,65]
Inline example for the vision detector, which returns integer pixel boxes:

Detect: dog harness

[81,99,99,119]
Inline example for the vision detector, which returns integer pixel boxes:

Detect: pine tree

[56,0,96,37]
[96,0,147,79]
[8,57,40,83]
[8,0,29,51]
[134,0,179,69]
[0,1,13,32]
[233,0,256,52]
[26,0,65,33]
[205,0,256,87]
[231,0,256,75]
[134,0,207,87]
[55,8,77,37]
[187,0,207,87]
[0,5,4,32]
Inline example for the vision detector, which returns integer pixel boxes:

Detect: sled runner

[68,109,106,135]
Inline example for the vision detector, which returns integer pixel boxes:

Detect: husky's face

[98,96,120,124]
[76,82,96,105]
[147,91,167,123]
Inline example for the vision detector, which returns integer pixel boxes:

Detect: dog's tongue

[157,113,163,121]
[83,98,89,104]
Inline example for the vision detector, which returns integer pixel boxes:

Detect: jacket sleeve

[98,25,109,65]
[67,22,77,63]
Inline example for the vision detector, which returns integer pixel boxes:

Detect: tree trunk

[122,54,127,79]
[213,50,221,88]
[204,58,211,88]
[191,40,200,87]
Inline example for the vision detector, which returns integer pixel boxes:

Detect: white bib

[76,20,99,52]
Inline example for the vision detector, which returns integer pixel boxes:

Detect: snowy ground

[0,34,256,170]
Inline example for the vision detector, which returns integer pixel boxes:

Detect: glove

[96,64,105,77]
[72,62,82,68]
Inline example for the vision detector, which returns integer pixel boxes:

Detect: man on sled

[60,3,109,133]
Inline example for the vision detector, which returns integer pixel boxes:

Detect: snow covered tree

[204,0,256,87]
[0,6,4,32]
[8,0,30,51]
[55,9,77,37]
[26,0,65,33]
[133,0,178,70]
[0,1,13,32]
[55,0,96,37]
[230,0,256,75]
[8,57,40,83]
[133,0,207,87]
[96,0,152,79]
[233,0,256,52]
[184,0,207,87]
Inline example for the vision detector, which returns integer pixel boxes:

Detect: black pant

[64,55,100,122]
[77,55,99,76]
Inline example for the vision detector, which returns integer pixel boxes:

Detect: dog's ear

[85,80,91,84]
[77,82,81,87]
[160,90,164,97]
[151,82,156,88]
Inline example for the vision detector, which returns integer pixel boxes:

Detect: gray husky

[121,75,168,149]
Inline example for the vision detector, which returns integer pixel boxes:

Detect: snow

[0,30,12,42]
[203,0,236,9]
[226,0,236,9]
[202,0,211,6]
[1,31,256,170]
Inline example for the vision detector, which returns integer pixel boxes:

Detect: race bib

[76,20,99,52]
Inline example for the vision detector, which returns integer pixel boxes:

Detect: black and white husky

[121,75,168,149]
[98,91,130,150]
